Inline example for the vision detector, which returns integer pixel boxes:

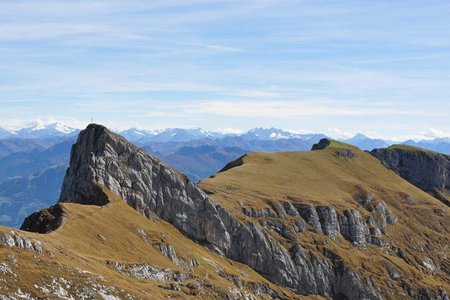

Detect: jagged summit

[60,123,190,206]
[59,123,231,250]
[59,124,129,205]
[311,138,331,150]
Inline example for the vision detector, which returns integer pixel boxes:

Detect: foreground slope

[1,187,304,299]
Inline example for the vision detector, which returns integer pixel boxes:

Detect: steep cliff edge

[16,127,450,299]
[59,124,232,252]
[371,145,450,206]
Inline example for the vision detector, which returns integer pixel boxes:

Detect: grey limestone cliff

[371,146,450,206]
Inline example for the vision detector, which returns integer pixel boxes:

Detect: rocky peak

[20,204,64,234]
[59,124,231,250]
[311,138,356,158]
[311,138,331,150]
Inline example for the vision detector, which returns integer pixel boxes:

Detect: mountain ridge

[9,125,449,299]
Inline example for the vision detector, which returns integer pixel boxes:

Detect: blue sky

[1,0,450,139]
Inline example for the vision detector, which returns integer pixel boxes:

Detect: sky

[1,0,450,140]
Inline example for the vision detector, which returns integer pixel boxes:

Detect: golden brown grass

[0,188,314,299]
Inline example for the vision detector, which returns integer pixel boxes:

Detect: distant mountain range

[0,165,66,228]
[0,122,79,139]
[2,122,450,154]
[118,127,326,144]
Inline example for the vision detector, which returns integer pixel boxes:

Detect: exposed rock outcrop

[245,199,396,250]
[218,154,246,173]
[107,261,189,282]
[281,201,299,217]
[371,146,450,206]
[242,207,277,218]
[339,210,370,248]
[20,204,64,233]
[0,231,43,253]
[369,201,398,232]
[312,138,356,159]
[316,206,340,238]
[337,149,356,158]
[311,138,331,151]
[296,204,323,233]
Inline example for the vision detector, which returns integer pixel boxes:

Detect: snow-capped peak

[118,128,159,142]
[13,121,78,138]
[0,127,14,139]
[46,122,77,134]
[242,127,295,140]
[29,120,46,131]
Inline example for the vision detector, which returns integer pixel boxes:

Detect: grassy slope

[200,141,447,211]
[0,189,313,299]
[200,141,450,295]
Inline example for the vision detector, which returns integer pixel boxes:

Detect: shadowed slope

[371,144,450,207]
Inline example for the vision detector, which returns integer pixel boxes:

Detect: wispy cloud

[187,100,445,118]
[205,44,245,53]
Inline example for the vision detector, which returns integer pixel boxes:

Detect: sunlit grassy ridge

[387,143,437,153]
[200,141,450,294]
[200,141,444,211]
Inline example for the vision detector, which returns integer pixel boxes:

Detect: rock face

[371,147,450,206]
[316,206,340,238]
[59,124,232,252]
[297,204,323,233]
[339,209,370,248]
[0,231,43,253]
[43,124,448,299]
